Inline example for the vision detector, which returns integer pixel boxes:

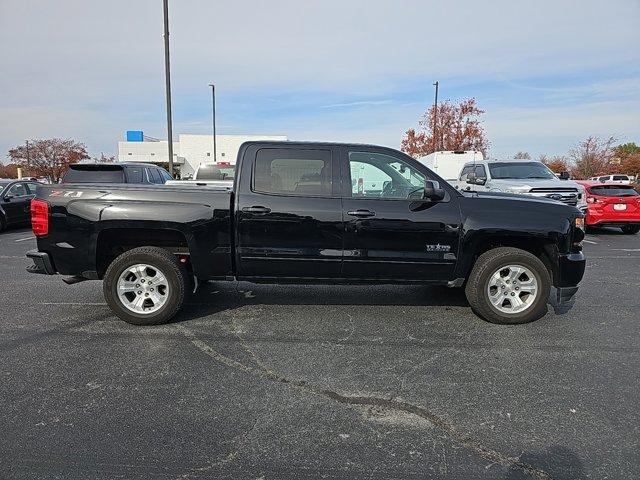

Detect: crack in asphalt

[175,324,553,480]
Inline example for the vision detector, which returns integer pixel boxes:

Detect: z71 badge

[50,190,84,198]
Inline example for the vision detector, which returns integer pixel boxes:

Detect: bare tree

[568,136,617,179]
[93,153,116,163]
[8,139,89,183]
[513,151,531,160]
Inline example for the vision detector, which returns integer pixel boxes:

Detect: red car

[576,181,640,234]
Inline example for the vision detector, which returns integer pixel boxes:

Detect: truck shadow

[174,283,470,323]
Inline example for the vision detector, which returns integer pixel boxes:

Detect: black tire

[465,247,551,325]
[621,225,640,235]
[0,214,6,232]
[103,247,187,325]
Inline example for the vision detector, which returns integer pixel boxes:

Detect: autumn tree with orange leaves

[8,139,89,183]
[401,98,489,158]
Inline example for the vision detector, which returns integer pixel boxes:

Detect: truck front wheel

[103,247,187,325]
[465,247,551,324]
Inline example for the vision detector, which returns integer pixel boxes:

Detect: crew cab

[575,181,640,234]
[26,141,586,326]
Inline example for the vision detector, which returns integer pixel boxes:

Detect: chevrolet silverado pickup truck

[26,141,586,326]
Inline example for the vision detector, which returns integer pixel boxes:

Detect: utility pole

[432,81,439,153]
[208,84,217,162]
[163,0,175,177]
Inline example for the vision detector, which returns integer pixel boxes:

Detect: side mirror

[423,180,445,201]
[3,195,13,202]
[466,172,487,186]
[559,171,570,180]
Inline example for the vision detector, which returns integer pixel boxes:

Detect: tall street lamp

[163,0,174,177]
[432,81,439,153]
[208,83,217,162]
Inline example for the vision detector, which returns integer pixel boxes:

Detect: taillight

[31,199,49,236]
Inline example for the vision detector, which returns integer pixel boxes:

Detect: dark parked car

[26,141,586,326]
[61,163,173,184]
[0,179,40,232]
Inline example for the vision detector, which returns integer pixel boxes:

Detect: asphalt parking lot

[1,226,638,479]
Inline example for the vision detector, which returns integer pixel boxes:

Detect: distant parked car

[576,181,640,234]
[61,163,173,184]
[588,174,633,185]
[0,179,40,232]
[166,162,236,189]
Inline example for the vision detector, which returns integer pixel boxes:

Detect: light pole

[432,81,439,153]
[163,0,174,177]
[208,83,217,162]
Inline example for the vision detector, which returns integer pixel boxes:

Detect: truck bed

[33,182,234,280]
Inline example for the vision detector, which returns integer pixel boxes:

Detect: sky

[1,0,639,161]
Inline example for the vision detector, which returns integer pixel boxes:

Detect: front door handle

[347,209,376,218]
[242,206,271,214]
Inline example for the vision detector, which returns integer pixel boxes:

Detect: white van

[588,174,633,185]
[417,151,484,181]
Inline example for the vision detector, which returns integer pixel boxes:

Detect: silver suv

[453,160,587,212]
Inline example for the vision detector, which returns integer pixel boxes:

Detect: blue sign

[126,130,144,142]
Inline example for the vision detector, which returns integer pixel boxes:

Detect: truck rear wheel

[465,247,550,324]
[103,247,186,325]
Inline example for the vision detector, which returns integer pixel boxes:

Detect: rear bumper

[555,252,585,304]
[586,209,640,226]
[26,250,56,275]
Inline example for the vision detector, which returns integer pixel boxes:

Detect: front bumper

[26,250,56,275]
[554,251,586,304]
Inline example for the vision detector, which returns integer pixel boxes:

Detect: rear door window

[7,183,28,197]
[613,175,628,181]
[253,148,332,197]
[63,166,125,183]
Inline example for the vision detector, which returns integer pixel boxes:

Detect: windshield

[0,180,11,195]
[590,186,638,197]
[488,162,556,180]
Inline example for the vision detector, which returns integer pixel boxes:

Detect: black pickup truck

[26,141,586,325]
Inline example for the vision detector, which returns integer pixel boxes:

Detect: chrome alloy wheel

[117,264,170,314]
[486,264,538,314]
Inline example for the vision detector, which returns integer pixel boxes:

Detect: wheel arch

[462,235,558,285]
[95,227,190,279]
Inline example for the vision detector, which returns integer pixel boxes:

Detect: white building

[117,132,288,178]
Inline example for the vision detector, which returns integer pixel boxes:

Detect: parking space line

[611,248,640,252]
[14,236,35,242]
[41,302,108,306]
[583,240,597,244]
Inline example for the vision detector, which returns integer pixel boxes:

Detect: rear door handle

[242,206,271,214]
[347,209,376,218]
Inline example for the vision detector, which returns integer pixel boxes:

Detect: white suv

[454,159,587,213]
